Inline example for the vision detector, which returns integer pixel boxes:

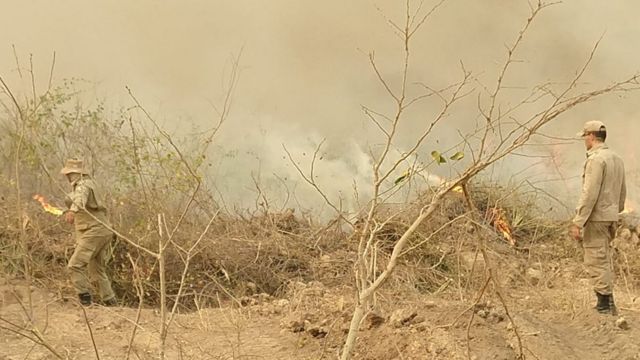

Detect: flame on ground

[33,194,64,216]
[489,207,516,246]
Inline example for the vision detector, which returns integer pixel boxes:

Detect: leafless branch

[283,142,355,227]
[80,306,101,360]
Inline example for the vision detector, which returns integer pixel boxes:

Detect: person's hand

[64,211,75,225]
[568,224,582,241]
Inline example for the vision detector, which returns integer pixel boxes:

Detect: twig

[435,275,491,330]
[0,317,63,359]
[166,211,220,330]
[283,141,354,227]
[80,306,101,360]
[12,44,23,79]
[0,324,40,346]
[401,212,470,255]
[126,254,146,360]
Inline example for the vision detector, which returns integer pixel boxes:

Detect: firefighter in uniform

[61,159,117,306]
[569,121,626,315]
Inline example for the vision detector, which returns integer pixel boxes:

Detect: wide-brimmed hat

[60,159,89,175]
[576,120,606,138]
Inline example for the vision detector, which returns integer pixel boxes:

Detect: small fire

[33,194,64,216]
[488,207,516,246]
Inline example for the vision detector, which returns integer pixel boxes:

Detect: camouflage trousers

[582,221,616,295]
[67,227,115,302]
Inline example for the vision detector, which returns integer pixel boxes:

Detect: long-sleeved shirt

[67,178,92,212]
[66,176,110,232]
[573,143,626,228]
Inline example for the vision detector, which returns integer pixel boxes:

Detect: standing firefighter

[61,159,117,306]
[569,121,626,315]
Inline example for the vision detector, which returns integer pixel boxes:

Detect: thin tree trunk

[340,298,368,360]
[158,215,168,360]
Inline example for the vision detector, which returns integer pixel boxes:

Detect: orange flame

[33,194,64,216]
[489,207,516,246]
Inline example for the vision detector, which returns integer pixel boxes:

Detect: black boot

[595,292,612,314]
[609,294,618,316]
[78,293,92,306]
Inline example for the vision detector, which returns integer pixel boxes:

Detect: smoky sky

[3,0,639,214]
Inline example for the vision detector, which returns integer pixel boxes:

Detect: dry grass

[0,172,584,316]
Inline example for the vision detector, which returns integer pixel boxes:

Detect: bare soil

[2,259,639,360]
[3,205,640,359]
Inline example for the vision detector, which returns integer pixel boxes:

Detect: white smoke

[207,116,374,216]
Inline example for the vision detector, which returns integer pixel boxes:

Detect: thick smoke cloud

[2,0,638,215]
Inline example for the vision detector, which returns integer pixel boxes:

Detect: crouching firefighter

[569,121,626,315]
[61,159,117,306]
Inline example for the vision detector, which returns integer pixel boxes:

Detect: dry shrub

[0,186,69,284]
[104,212,323,308]
[468,181,566,246]
[613,213,640,291]
[0,205,325,309]
[356,180,570,296]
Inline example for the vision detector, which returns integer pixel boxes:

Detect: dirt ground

[2,260,640,360]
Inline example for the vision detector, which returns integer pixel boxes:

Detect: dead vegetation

[0,172,572,307]
[613,211,640,298]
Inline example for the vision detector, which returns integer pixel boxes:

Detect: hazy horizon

[2,0,639,215]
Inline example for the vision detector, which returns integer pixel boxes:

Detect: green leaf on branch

[431,151,447,165]
[450,151,465,161]
[394,169,411,186]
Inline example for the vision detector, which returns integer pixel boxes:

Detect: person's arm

[68,183,90,212]
[573,158,605,228]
